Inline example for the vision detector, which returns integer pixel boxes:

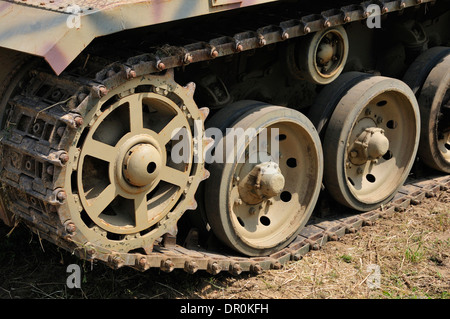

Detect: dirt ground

[0,191,448,300]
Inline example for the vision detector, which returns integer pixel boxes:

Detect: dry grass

[197,192,450,299]
[0,192,448,299]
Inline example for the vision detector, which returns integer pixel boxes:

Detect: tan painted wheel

[322,75,420,211]
[66,72,209,254]
[406,49,450,173]
[204,102,323,256]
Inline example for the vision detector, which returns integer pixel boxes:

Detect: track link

[0,0,447,275]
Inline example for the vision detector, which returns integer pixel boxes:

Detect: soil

[0,192,448,300]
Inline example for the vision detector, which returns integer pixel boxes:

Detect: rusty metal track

[111,175,450,274]
[122,0,437,76]
[0,0,447,275]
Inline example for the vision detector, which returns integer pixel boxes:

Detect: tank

[0,0,449,274]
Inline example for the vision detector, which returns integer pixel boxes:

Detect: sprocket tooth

[199,107,210,122]
[202,168,211,181]
[185,198,198,211]
[184,81,196,97]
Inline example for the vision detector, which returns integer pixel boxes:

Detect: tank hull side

[0,0,279,74]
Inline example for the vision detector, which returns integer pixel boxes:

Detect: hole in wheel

[348,177,355,186]
[366,174,376,183]
[386,120,397,129]
[383,150,393,160]
[260,216,270,226]
[376,100,387,107]
[237,216,245,227]
[445,143,450,151]
[287,158,297,168]
[280,191,292,202]
[147,162,157,174]
[276,134,287,141]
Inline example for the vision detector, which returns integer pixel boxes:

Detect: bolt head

[65,222,76,233]
[59,152,69,164]
[57,190,67,202]
[138,257,147,268]
[127,69,137,79]
[98,86,109,97]
[157,61,166,71]
[74,116,84,127]
[184,54,193,64]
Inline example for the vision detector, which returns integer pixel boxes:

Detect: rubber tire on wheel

[322,75,420,211]
[204,102,323,256]
[308,72,372,137]
[403,47,450,173]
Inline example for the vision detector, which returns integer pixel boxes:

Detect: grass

[340,254,353,263]
[0,193,449,299]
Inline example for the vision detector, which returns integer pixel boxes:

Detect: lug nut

[271,261,282,269]
[74,116,84,128]
[258,38,266,47]
[138,257,147,269]
[209,262,221,275]
[57,190,67,202]
[127,69,137,78]
[65,222,76,233]
[251,264,263,275]
[156,61,165,71]
[210,49,219,58]
[98,86,109,97]
[86,246,96,257]
[59,152,69,164]
[184,260,199,274]
[183,54,193,64]
[230,263,242,276]
[161,259,174,272]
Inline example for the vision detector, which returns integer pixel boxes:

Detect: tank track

[0,0,447,275]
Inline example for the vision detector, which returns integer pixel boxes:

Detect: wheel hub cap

[238,162,285,205]
[349,127,389,165]
[123,143,162,187]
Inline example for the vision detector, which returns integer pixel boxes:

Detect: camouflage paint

[0,0,279,74]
